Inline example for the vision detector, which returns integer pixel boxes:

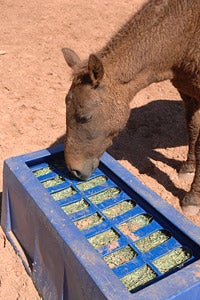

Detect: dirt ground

[0,0,199,298]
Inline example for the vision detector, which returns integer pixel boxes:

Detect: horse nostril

[71,169,83,179]
[71,169,90,180]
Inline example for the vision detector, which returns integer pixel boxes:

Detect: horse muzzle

[65,155,99,180]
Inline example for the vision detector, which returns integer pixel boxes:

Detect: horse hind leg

[179,93,200,214]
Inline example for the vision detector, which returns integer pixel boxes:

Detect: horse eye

[76,114,92,124]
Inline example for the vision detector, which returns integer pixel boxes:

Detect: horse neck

[98,0,196,100]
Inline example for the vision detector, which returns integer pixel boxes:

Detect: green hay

[74,213,103,230]
[118,214,153,232]
[89,187,120,204]
[103,201,135,218]
[153,247,191,274]
[88,229,119,248]
[62,199,89,214]
[104,246,137,268]
[121,265,157,291]
[51,187,76,200]
[77,176,107,191]
[135,230,171,253]
[33,167,52,177]
[42,176,65,188]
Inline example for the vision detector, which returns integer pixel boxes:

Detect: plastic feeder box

[1,144,200,300]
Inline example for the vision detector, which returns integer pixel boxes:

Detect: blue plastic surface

[1,144,200,300]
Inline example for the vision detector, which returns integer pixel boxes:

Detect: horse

[62,0,200,215]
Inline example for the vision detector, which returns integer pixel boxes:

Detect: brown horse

[62,0,200,215]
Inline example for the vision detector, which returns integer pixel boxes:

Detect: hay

[62,199,89,214]
[153,247,191,274]
[121,265,157,291]
[103,201,135,218]
[88,229,119,248]
[33,167,52,177]
[89,187,120,204]
[51,187,76,200]
[104,246,137,268]
[42,176,65,188]
[118,214,153,232]
[135,230,171,252]
[77,176,107,191]
[74,213,103,230]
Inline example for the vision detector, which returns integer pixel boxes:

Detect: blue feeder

[1,144,200,299]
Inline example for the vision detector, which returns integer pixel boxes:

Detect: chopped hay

[74,213,103,230]
[42,176,65,188]
[89,187,120,204]
[118,214,153,232]
[121,265,157,291]
[103,201,135,218]
[135,230,171,252]
[51,187,76,200]
[33,167,52,177]
[153,247,192,274]
[104,246,137,268]
[62,199,89,214]
[88,229,119,248]
[77,176,107,191]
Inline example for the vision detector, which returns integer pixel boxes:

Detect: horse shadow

[50,99,188,201]
[108,99,187,199]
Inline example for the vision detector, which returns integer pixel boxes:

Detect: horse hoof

[181,205,200,215]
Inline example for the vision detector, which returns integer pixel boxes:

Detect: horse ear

[62,48,81,69]
[88,54,104,85]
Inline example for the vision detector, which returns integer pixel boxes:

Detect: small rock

[0,50,6,55]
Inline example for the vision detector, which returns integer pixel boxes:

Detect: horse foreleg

[179,94,200,214]
[181,132,200,215]
[179,93,200,176]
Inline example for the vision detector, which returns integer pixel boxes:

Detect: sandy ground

[0,0,199,298]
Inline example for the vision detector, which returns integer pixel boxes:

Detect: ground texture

[0,0,199,298]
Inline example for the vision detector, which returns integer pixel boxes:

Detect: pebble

[0,50,6,55]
